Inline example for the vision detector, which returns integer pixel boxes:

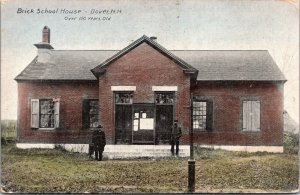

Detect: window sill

[193,129,212,132]
[241,130,260,133]
[32,128,56,131]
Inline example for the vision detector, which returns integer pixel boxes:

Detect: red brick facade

[188,81,284,146]
[16,43,284,147]
[98,43,191,144]
[17,81,98,143]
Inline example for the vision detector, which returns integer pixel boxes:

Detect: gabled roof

[15,37,286,82]
[91,35,197,76]
[15,50,118,81]
[172,50,286,81]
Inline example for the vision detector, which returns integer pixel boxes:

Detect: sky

[1,0,299,123]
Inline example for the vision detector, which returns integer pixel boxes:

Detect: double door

[115,104,173,144]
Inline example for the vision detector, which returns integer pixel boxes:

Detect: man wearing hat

[91,125,106,161]
[170,120,182,156]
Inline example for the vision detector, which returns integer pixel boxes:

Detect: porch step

[102,145,190,159]
[16,143,190,159]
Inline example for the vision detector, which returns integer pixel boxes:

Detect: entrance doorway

[155,105,173,144]
[114,92,174,144]
[132,104,155,144]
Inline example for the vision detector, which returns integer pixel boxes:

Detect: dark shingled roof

[15,50,118,81]
[15,47,286,82]
[172,50,286,81]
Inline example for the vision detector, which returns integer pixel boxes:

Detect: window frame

[39,99,55,129]
[114,91,134,144]
[192,96,214,132]
[115,92,134,105]
[154,92,175,105]
[31,98,60,130]
[240,97,261,132]
[82,99,99,129]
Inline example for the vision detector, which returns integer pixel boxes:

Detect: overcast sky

[1,0,299,123]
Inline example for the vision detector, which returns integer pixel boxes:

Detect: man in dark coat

[92,125,106,161]
[170,120,182,156]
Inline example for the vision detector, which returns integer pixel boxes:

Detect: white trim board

[111,86,136,91]
[198,145,283,153]
[152,86,178,91]
[16,143,283,153]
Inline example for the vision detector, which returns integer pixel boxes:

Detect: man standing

[170,120,182,156]
[92,125,106,161]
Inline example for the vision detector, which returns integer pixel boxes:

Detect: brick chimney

[34,26,54,63]
[42,26,50,43]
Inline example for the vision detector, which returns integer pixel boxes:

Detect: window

[242,100,260,131]
[31,98,60,129]
[82,99,99,128]
[115,93,133,104]
[155,92,174,104]
[192,98,213,131]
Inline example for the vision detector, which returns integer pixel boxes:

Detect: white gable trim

[152,86,178,91]
[111,86,136,91]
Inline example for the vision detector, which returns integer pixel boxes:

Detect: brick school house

[15,26,286,156]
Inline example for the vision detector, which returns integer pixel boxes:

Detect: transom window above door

[155,92,174,104]
[115,93,133,104]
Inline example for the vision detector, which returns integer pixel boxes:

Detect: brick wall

[98,42,191,144]
[17,81,98,143]
[187,81,284,146]
[17,43,284,147]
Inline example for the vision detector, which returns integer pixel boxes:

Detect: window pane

[40,114,54,128]
[193,102,200,107]
[89,100,99,128]
[155,93,174,104]
[90,115,98,127]
[193,100,209,130]
[252,101,260,131]
[40,100,54,128]
[116,93,133,104]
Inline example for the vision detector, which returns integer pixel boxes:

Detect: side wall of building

[189,81,284,146]
[17,81,98,143]
[98,42,191,144]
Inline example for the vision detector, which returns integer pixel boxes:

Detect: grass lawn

[1,144,299,193]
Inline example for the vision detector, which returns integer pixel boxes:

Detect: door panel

[155,105,173,144]
[132,104,155,144]
[115,105,132,144]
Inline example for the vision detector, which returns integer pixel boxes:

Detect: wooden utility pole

[188,94,195,193]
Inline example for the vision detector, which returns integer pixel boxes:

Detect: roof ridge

[171,50,269,51]
[51,49,269,52]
